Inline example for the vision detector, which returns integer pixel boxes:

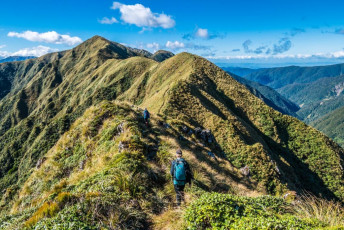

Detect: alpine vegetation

[0,36,343,229]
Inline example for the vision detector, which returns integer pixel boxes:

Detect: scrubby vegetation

[0,36,344,229]
[184,192,344,230]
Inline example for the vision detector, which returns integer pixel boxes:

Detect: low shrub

[184,193,325,230]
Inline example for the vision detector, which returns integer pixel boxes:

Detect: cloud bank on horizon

[1,0,344,67]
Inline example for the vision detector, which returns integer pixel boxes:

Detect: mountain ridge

[0,35,344,229]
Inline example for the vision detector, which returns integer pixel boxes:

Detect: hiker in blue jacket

[170,149,193,206]
[143,108,150,127]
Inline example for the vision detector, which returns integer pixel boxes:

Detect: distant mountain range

[222,66,262,77]
[0,56,36,63]
[223,64,344,147]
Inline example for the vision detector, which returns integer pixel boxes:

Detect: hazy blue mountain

[222,66,261,77]
[245,63,344,89]
[0,56,36,63]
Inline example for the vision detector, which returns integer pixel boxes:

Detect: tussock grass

[293,194,344,227]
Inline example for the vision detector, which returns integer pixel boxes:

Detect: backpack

[143,110,150,119]
[174,159,186,185]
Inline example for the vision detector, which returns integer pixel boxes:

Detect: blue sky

[1,0,344,67]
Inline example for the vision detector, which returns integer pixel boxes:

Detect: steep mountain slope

[0,53,61,100]
[311,106,344,147]
[279,75,344,122]
[0,36,158,193]
[227,72,299,116]
[0,36,344,229]
[239,64,344,148]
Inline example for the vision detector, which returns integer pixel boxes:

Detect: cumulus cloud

[195,28,209,38]
[165,41,185,50]
[335,29,344,35]
[273,37,292,54]
[99,17,118,24]
[0,45,6,49]
[242,40,267,54]
[164,40,212,52]
[12,46,58,57]
[242,37,292,55]
[183,27,224,40]
[242,40,252,52]
[0,51,10,58]
[8,31,82,46]
[111,2,175,29]
[146,42,160,52]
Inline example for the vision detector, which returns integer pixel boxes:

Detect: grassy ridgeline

[0,36,344,229]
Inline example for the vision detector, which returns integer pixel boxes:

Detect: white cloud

[195,28,209,39]
[11,46,58,57]
[0,51,10,58]
[99,17,118,24]
[8,31,82,46]
[207,50,344,60]
[0,45,6,49]
[147,42,160,52]
[165,41,185,50]
[111,2,175,29]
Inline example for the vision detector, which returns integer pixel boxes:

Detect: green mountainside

[0,36,344,229]
[228,72,300,117]
[311,106,344,147]
[278,75,344,123]
[230,65,344,147]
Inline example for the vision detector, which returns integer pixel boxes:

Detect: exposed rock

[270,160,281,175]
[36,157,47,169]
[182,126,188,133]
[117,122,126,135]
[240,165,250,177]
[194,127,202,136]
[334,82,344,96]
[79,159,86,170]
[118,141,129,153]
[205,129,214,143]
[283,191,298,202]
[200,130,207,141]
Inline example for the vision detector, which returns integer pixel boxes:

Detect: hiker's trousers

[174,184,185,205]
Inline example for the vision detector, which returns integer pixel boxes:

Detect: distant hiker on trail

[143,108,150,127]
[170,149,193,207]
